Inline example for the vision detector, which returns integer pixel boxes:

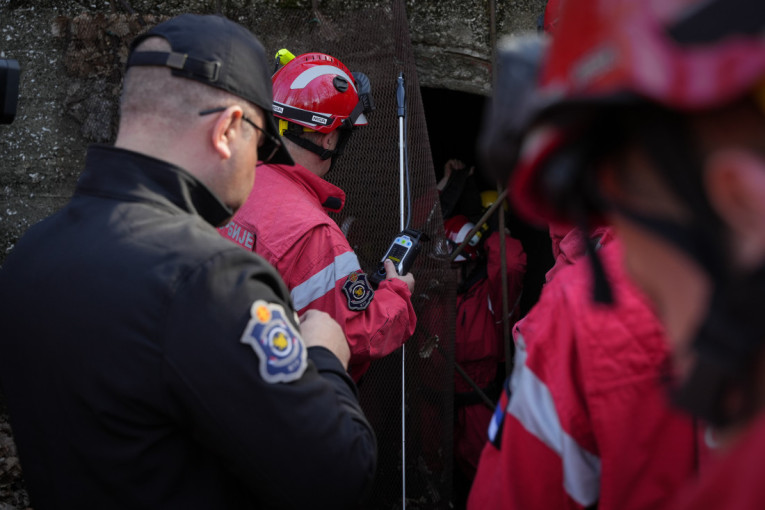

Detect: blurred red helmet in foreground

[509,0,765,227]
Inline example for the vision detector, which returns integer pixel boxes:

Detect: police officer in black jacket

[0,14,376,509]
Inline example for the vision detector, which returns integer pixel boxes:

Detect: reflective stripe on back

[290,251,361,310]
[507,333,601,507]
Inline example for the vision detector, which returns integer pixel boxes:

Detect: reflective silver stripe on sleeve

[507,333,601,507]
[290,251,361,310]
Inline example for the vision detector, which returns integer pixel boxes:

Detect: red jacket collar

[258,162,345,212]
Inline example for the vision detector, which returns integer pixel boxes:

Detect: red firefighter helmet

[444,215,482,262]
[509,0,765,227]
[271,52,371,134]
[504,0,765,428]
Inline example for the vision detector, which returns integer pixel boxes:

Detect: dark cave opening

[420,86,554,318]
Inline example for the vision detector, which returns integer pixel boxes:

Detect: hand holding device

[369,228,422,288]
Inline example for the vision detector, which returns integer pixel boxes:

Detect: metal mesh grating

[245,3,457,507]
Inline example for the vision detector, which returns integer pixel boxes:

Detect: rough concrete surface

[0,0,546,265]
[0,0,545,507]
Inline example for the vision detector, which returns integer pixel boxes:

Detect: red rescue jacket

[670,411,765,510]
[469,234,700,510]
[455,231,526,392]
[220,163,417,380]
[453,231,526,479]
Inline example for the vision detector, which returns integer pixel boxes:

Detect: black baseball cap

[126,13,293,165]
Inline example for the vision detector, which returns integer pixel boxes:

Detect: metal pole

[449,189,508,263]
[433,343,495,411]
[497,183,512,379]
[396,73,407,509]
[399,118,405,228]
[454,359,496,411]
[488,0,497,82]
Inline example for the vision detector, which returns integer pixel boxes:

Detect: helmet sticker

[273,101,334,129]
[240,300,307,384]
[342,271,375,311]
[290,65,358,92]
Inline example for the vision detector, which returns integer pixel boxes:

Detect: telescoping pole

[396,72,407,508]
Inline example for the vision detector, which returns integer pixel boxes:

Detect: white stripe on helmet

[290,65,358,92]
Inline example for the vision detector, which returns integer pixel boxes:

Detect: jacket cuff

[307,346,359,398]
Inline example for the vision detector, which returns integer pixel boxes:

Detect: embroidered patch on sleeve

[342,271,375,311]
[240,300,307,383]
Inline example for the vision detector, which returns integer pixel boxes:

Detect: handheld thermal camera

[369,228,422,287]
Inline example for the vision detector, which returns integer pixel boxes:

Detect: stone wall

[0,0,544,263]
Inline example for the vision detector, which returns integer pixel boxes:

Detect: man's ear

[210,106,243,160]
[321,130,339,150]
[705,149,765,267]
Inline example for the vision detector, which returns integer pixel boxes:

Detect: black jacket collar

[77,144,233,227]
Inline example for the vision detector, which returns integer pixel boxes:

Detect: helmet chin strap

[283,127,354,174]
[283,131,336,160]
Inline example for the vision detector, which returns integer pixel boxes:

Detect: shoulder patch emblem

[240,300,307,383]
[342,271,374,311]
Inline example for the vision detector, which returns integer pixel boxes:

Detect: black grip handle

[396,72,406,117]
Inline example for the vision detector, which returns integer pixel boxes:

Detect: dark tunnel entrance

[420,86,554,318]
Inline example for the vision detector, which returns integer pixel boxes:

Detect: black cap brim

[126,14,293,166]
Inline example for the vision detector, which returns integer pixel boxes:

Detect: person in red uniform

[436,158,527,503]
[220,50,416,380]
[444,213,526,496]
[468,32,702,510]
[494,0,765,509]
[468,230,699,510]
